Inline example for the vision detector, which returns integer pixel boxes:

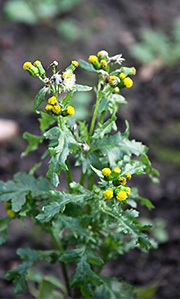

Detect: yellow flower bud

[102,168,111,177]
[116,190,127,201]
[48,96,57,105]
[72,60,79,68]
[109,76,120,87]
[88,55,98,64]
[119,72,126,79]
[52,105,61,114]
[67,106,75,115]
[124,172,131,181]
[23,61,38,76]
[103,189,113,199]
[33,60,46,77]
[123,77,133,88]
[100,60,108,68]
[23,62,33,70]
[118,177,126,185]
[7,209,15,218]
[45,104,53,111]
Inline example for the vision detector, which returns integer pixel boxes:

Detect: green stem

[88,96,101,144]
[88,173,94,191]
[80,171,86,186]
[65,158,73,193]
[50,230,71,297]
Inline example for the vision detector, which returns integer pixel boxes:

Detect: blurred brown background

[0,0,180,298]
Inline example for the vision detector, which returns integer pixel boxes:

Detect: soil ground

[0,0,180,298]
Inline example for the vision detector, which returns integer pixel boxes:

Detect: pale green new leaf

[72,84,93,92]
[78,59,97,73]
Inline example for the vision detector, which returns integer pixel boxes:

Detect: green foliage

[131,18,180,66]
[0,51,159,298]
[3,0,83,24]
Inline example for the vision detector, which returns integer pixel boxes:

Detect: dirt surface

[0,0,180,298]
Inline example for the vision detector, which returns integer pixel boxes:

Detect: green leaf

[73,83,93,92]
[89,132,148,167]
[78,59,98,73]
[38,112,56,132]
[55,214,90,240]
[130,188,155,210]
[0,217,11,245]
[0,173,51,212]
[33,87,49,114]
[36,191,84,222]
[44,125,79,187]
[6,261,32,294]
[94,276,137,299]
[62,91,74,106]
[37,275,66,299]
[5,248,57,294]
[92,115,117,140]
[4,0,37,24]
[60,244,103,298]
[97,96,109,114]
[22,132,43,157]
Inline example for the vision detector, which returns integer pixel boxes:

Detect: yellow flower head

[100,60,108,68]
[116,190,127,201]
[72,60,79,68]
[88,55,98,64]
[7,209,15,218]
[124,172,131,181]
[126,187,131,196]
[102,168,111,177]
[103,189,113,200]
[118,177,126,185]
[23,62,32,70]
[119,72,126,79]
[52,105,61,114]
[48,96,57,105]
[123,77,133,88]
[67,106,75,115]
[45,104,53,111]
[33,60,41,66]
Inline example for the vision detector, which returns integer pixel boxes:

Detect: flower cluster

[102,167,132,203]
[88,50,136,91]
[45,96,75,116]
[23,59,78,93]
[23,60,78,117]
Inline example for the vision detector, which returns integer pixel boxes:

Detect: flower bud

[33,60,46,77]
[52,105,61,115]
[88,55,100,70]
[112,167,121,177]
[108,76,120,87]
[23,61,38,77]
[103,188,113,199]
